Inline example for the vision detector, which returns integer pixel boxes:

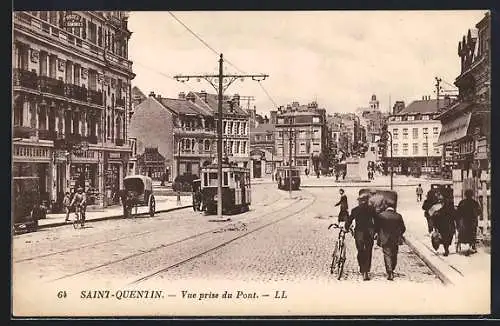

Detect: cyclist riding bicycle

[70,187,87,224]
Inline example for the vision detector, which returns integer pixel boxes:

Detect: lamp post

[380,130,393,190]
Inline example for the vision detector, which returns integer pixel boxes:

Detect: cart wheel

[149,195,156,217]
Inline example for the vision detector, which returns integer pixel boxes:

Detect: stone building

[386,97,447,175]
[249,121,278,178]
[12,11,135,209]
[436,12,490,234]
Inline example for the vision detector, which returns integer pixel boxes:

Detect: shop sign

[63,13,83,28]
[109,153,121,160]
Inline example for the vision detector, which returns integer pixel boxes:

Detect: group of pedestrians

[335,189,406,281]
[421,187,480,256]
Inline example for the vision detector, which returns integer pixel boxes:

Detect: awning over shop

[437,112,472,145]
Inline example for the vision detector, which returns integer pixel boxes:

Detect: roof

[396,99,446,115]
[157,97,209,116]
[251,123,275,133]
[191,92,248,117]
[132,86,147,100]
[137,148,166,162]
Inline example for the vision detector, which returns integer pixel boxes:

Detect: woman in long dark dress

[431,191,456,256]
[456,189,480,252]
[422,190,437,234]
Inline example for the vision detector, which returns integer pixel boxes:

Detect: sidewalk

[39,195,192,229]
[400,205,490,286]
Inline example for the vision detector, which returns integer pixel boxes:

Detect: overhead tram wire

[166,11,280,109]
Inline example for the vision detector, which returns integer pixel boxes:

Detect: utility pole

[435,77,442,110]
[174,54,268,220]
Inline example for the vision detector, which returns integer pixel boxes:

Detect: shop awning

[437,112,472,145]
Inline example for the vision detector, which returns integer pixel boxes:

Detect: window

[204,140,210,151]
[299,130,306,138]
[223,121,227,134]
[89,22,97,44]
[241,141,247,154]
[243,122,247,135]
[277,145,283,156]
[433,127,439,137]
[423,128,428,136]
[313,129,320,139]
[433,143,440,154]
[15,43,28,70]
[277,118,284,124]
[412,128,418,139]
[40,11,48,21]
[403,128,408,139]
[49,11,58,25]
[278,131,283,138]
[393,144,399,155]
[413,143,418,155]
[255,135,261,141]
[223,172,228,186]
[235,141,240,154]
[88,69,97,91]
[300,143,306,153]
[235,122,240,135]
[39,51,48,76]
[408,115,414,121]
[49,55,57,78]
[422,115,429,120]
[395,116,401,121]
[98,26,103,47]
[313,117,320,123]
[422,142,428,153]
[73,64,80,85]
[392,128,399,140]
[403,143,408,155]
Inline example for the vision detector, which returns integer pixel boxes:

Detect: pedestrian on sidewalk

[416,184,423,202]
[345,193,378,281]
[335,189,349,224]
[430,191,456,257]
[342,169,347,180]
[456,189,480,253]
[63,192,72,222]
[305,168,309,178]
[375,199,406,281]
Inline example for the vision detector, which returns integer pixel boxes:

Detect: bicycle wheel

[336,244,346,280]
[330,240,339,274]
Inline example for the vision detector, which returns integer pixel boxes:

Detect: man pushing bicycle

[70,187,87,226]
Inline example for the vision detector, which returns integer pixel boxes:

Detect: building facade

[13,11,135,209]
[271,101,328,173]
[185,91,251,170]
[386,97,446,175]
[129,92,216,182]
[436,12,490,233]
[249,122,277,178]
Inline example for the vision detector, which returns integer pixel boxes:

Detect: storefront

[105,151,128,206]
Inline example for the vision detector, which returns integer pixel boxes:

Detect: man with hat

[376,198,406,281]
[344,192,378,281]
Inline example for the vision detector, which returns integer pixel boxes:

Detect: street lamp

[380,129,393,190]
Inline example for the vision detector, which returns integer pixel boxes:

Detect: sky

[128,10,487,117]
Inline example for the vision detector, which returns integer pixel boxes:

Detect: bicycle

[72,205,85,229]
[328,223,353,280]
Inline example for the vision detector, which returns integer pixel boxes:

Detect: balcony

[13,126,35,139]
[13,68,38,90]
[38,129,57,141]
[64,84,87,102]
[39,76,65,96]
[116,97,125,108]
[88,90,103,106]
[115,138,125,146]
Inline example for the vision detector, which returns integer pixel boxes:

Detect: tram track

[46,189,312,283]
[15,186,284,264]
[128,189,318,285]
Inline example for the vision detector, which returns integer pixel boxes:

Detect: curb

[38,205,192,229]
[403,233,463,286]
[302,183,421,188]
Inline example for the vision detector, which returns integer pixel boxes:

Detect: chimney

[149,91,156,98]
[233,93,240,107]
[186,92,195,103]
[200,90,208,103]
[178,92,185,100]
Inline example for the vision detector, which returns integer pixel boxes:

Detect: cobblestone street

[13,183,439,287]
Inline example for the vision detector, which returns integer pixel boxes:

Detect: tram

[200,164,251,215]
[276,166,301,190]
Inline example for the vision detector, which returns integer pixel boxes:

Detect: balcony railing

[13,68,38,90]
[64,84,87,102]
[39,76,65,96]
[115,138,125,146]
[13,125,36,139]
[174,127,216,135]
[88,90,103,106]
[116,97,125,107]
